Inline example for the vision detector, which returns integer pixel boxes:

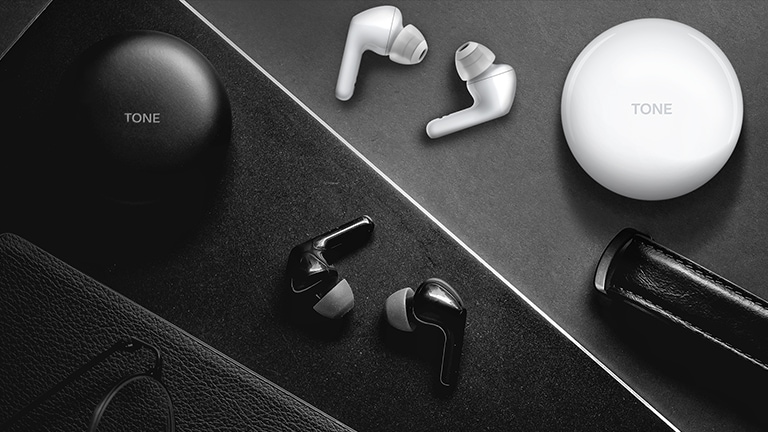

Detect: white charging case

[561,18,743,200]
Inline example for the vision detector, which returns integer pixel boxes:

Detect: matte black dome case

[60,30,231,204]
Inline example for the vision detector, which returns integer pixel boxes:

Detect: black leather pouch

[595,228,768,371]
[0,233,355,431]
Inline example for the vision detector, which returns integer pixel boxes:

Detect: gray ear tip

[313,278,354,319]
[455,41,495,81]
[389,24,428,65]
[385,287,416,331]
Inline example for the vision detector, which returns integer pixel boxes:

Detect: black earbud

[385,278,467,388]
[286,216,374,319]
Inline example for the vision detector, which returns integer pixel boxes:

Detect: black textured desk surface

[1,0,767,431]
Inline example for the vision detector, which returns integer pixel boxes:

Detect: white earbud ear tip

[389,24,428,65]
[385,287,416,331]
[455,41,495,81]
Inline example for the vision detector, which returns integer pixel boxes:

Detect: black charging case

[59,30,231,205]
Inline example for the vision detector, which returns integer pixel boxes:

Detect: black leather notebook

[0,0,674,430]
[0,233,354,431]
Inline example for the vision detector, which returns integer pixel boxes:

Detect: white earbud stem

[335,6,427,101]
[426,42,516,139]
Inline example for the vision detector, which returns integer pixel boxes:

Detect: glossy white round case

[562,18,743,200]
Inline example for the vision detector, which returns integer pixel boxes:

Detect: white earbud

[335,5,428,101]
[426,42,516,139]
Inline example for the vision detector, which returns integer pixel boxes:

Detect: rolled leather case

[595,228,768,371]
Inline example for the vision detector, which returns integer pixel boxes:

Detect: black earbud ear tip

[385,287,416,332]
[313,278,355,319]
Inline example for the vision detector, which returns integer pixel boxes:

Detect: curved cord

[1,338,174,431]
[88,373,175,432]
[1,339,137,429]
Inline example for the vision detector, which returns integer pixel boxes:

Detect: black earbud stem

[413,278,467,388]
[312,215,374,261]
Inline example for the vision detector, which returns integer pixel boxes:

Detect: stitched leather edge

[643,240,768,314]
[612,284,768,370]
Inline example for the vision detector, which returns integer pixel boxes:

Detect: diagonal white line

[179,2,679,430]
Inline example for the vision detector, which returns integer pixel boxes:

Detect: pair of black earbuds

[285,215,467,389]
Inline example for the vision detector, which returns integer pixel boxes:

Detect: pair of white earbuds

[335,5,517,139]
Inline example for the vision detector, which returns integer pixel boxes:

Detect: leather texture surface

[599,229,768,370]
[0,233,356,432]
